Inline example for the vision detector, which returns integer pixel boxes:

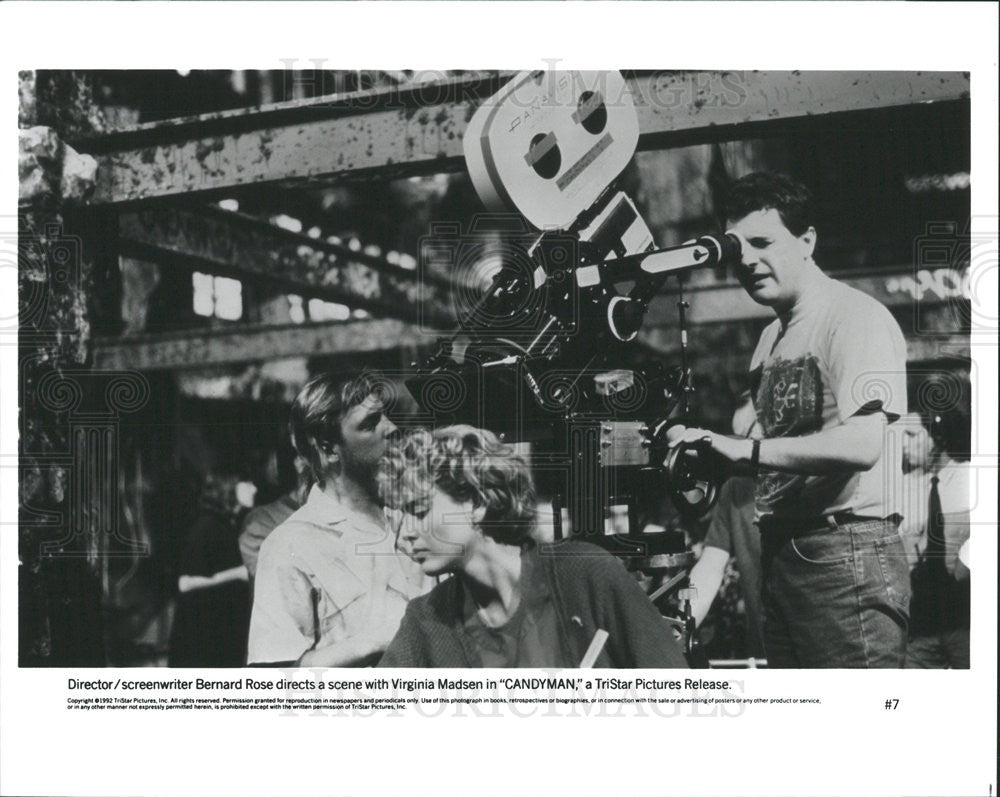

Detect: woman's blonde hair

[379,425,536,545]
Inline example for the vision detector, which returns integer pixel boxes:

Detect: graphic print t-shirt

[749,275,907,521]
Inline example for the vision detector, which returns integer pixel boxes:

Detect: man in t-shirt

[669,172,910,667]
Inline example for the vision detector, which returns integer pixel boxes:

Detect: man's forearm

[757,422,883,475]
[682,416,885,477]
[212,564,249,586]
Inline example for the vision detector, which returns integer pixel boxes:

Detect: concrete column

[18,70,141,666]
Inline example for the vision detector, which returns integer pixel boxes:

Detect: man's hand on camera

[666,425,753,475]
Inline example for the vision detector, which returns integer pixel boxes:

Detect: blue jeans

[760,518,910,668]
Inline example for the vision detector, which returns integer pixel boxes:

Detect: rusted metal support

[118,205,456,325]
[628,71,969,149]
[636,263,971,356]
[80,72,510,206]
[94,258,968,370]
[666,333,970,377]
[79,71,969,206]
[18,70,117,666]
[91,318,433,371]
[19,70,106,139]
[641,263,971,329]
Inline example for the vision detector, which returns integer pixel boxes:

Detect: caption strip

[65,677,821,716]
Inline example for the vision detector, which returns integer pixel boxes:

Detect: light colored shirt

[897,468,932,568]
[247,485,427,665]
[702,477,764,658]
[749,274,908,520]
[239,492,302,579]
[937,461,971,549]
[898,459,970,575]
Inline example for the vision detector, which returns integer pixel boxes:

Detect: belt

[757,512,893,536]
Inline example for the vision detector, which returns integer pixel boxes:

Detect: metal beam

[94,317,968,374]
[639,264,969,353]
[81,72,509,206]
[642,264,969,327]
[672,334,970,377]
[629,71,969,149]
[82,71,968,206]
[91,318,435,371]
[95,260,968,371]
[118,205,456,325]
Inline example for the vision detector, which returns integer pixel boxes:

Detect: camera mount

[410,72,740,617]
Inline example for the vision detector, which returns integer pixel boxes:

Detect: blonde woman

[378,425,687,668]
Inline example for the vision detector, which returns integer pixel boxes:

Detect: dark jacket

[379,540,688,668]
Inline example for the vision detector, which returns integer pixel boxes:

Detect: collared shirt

[907,459,971,634]
[247,485,428,665]
[898,460,970,575]
[239,491,302,579]
[749,274,908,520]
[897,468,932,568]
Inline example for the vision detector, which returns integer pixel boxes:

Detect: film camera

[409,72,743,632]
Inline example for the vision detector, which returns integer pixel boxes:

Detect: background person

[247,371,426,667]
[898,400,972,669]
[667,172,910,667]
[168,472,250,667]
[377,425,688,668]
[239,454,313,584]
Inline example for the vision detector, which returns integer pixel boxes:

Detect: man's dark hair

[289,370,384,483]
[725,172,815,236]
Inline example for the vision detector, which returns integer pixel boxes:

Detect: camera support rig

[409,71,743,649]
